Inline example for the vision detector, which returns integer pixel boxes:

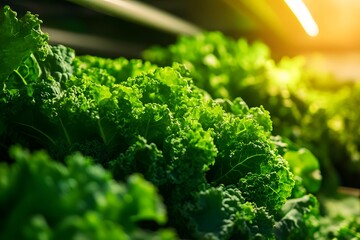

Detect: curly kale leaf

[39,45,75,83]
[143,31,271,100]
[238,161,295,213]
[73,55,157,83]
[107,65,218,188]
[0,6,75,155]
[204,107,294,212]
[177,185,275,240]
[0,45,75,159]
[0,5,48,85]
[110,136,168,186]
[0,146,176,240]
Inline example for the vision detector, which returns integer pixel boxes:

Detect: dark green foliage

[274,194,319,240]
[335,217,360,240]
[0,146,176,240]
[0,5,48,82]
[179,185,275,240]
[313,194,360,240]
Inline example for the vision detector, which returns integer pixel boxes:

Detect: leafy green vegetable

[0,5,48,86]
[143,30,360,239]
[143,32,271,101]
[142,31,343,193]
[335,217,360,240]
[271,136,322,197]
[274,194,319,240]
[313,193,360,240]
[324,83,360,187]
[179,185,275,240]
[284,145,322,194]
[2,5,357,240]
[0,146,176,240]
[0,6,299,239]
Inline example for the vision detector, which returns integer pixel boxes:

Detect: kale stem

[15,122,56,145]
[58,117,71,145]
[98,118,107,145]
[144,118,151,139]
[13,69,27,85]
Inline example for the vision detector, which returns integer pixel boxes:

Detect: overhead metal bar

[68,0,203,35]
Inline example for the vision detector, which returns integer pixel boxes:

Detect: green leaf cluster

[0,5,48,83]
[0,146,176,240]
[143,30,360,239]
[143,31,359,193]
[0,5,342,240]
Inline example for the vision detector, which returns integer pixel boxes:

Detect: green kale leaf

[0,146,177,239]
[0,5,48,85]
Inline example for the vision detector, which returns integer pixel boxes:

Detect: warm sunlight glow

[284,0,319,37]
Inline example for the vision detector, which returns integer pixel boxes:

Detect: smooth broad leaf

[284,147,322,193]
